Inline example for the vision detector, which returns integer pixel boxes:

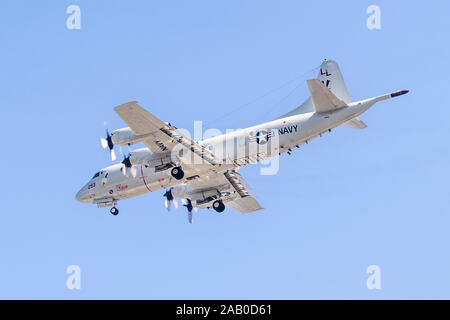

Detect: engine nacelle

[171,184,190,199]
[190,189,221,204]
[171,185,221,205]
[129,148,152,165]
[129,148,179,170]
[111,127,140,146]
[171,184,236,208]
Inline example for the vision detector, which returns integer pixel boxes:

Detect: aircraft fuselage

[76,99,375,205]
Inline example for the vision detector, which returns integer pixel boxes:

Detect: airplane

[76,60,408,223]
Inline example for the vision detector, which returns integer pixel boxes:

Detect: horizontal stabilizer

[307,79,347,113]
[343,117,367,129]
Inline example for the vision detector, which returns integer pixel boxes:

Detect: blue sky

[1,0,449,299]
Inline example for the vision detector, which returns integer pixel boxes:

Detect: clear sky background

[0,1,449,299]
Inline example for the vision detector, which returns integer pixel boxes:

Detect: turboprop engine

[129,148,152,166]
[129,148,179,171]
[190,189,223,205]
[170,185,223,206]
[111,127,140,146]
[111,122,173,146]
[100,127,140,161]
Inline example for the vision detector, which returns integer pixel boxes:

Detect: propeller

[100,130,116,161]
[121,154,137,178]
[182,199,193,223]
[163,189,179,211]
[182,198,192,210]
[182,198,198,224]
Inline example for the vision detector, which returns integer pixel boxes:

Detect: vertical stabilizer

[317,60,351,104]
[278,59,351,118]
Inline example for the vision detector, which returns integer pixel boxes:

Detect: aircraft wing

[114,101,223,167]
[187,170,263,214]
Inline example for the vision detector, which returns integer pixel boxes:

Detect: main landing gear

[110,206,119,216]
[212,200,225,213]
[171,166,184,180]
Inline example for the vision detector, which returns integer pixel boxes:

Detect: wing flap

[159,126,222,166]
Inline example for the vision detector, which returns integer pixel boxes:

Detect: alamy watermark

[66,265,81,290]
[66,5,81,30]
[366,265,381,290]
[366,5,381,30]
[162,121,281,175]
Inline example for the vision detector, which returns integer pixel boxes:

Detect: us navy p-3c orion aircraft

[76,60,408,223]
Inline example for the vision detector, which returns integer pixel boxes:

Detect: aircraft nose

[76,188,89,203]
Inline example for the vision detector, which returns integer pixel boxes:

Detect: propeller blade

[110,149,117,162]
[188,211,193,224]
[101,129,116,162]
[121,165,127,176]
[193,207,198,213]
[181,198,188,205]
[131,166,137,178]
[101,137,108,149]
[165,199,170,210]
[163,189,178,211]
[123,156,131,167]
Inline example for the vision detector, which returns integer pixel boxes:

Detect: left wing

[114,101,224,167]
[187,170,263,214]
[223,171,263,213]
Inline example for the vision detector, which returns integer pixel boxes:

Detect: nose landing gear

[110,206,119,216]
[95,199,119,216]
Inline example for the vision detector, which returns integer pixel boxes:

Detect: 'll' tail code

[317,59,351,104]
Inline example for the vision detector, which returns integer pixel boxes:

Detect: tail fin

[278,59,351,118]
[317,60,351,104]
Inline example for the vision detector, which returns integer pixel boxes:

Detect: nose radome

[75,189,83,202]
[76,188,88,203]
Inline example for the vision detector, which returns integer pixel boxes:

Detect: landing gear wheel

[171,166,184,180]
[110,207,119,216]
[212,200,225,213]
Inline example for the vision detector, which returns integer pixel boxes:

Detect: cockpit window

[92,172,100,179]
